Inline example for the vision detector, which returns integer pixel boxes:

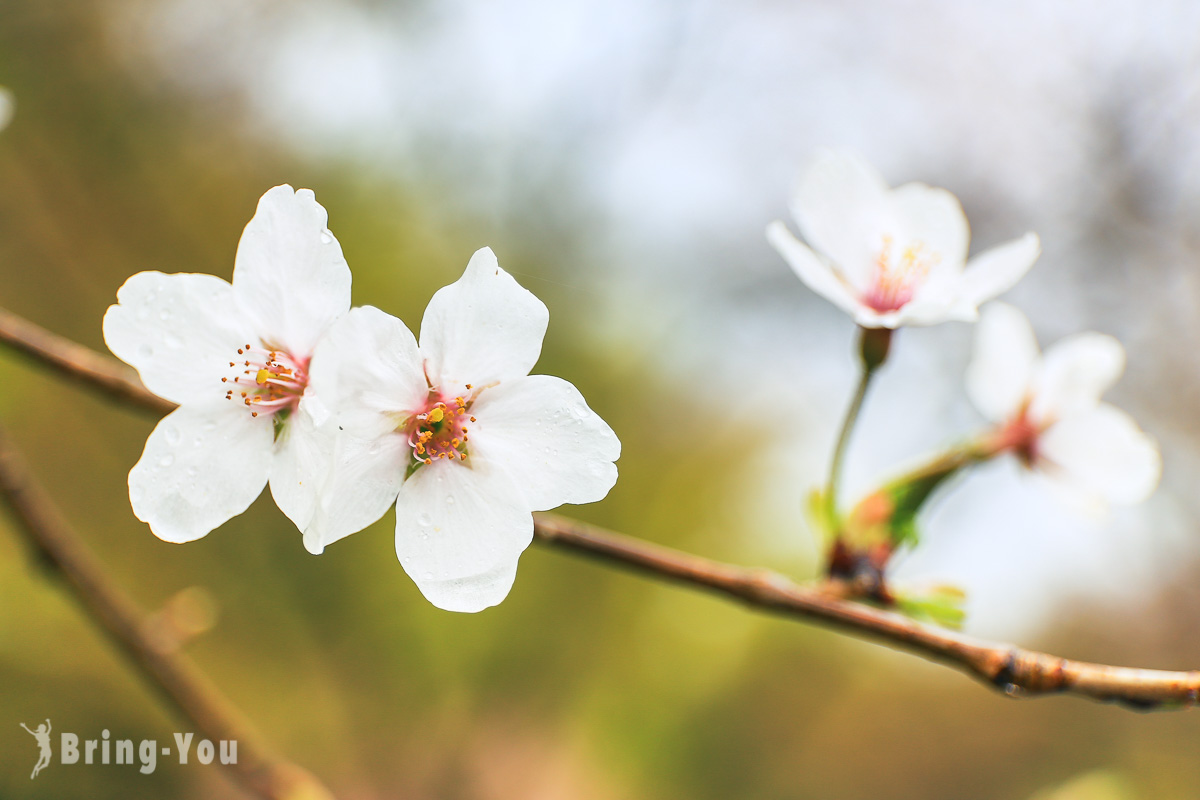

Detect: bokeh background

[2,1,1200,797]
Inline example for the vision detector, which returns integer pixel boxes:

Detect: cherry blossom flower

[966,302,1161,507]
[767,150,1041,328]
[304,247,621,612]
[103,185,350,542]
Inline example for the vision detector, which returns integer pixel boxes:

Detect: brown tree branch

[532,514,1200,710]
[0,423,336,800]
[0,306,173,414]
[1,304,1198,711]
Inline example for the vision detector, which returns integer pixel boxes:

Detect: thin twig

[825,361,874,518]
[0,423,335,800]
[2,306,1198,711]
[0,306,173,414]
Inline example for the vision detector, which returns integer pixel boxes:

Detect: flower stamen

[406,392,473,468]
[863,236,939,313]
[221,343,308,420]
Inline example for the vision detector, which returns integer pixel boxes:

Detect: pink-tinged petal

[128,405,274,543]
[232,186,351,357]
[890,182,970,274]
[394,459,532,612]
[967,303,1040,422]
[1031,331,1125,423]
[103,271,248,407]
[308,306,426,440]
[302,431,410,555]
[790,150,890,292]
[959,233,1040,307]
[419,248,549,388]
[766,222,862,318]
[893,272,978,326]
[468,375,620,511]
[1038,404,1161,505]
[268,408,333,535]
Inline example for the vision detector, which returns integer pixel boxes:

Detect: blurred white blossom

[0,87,13,133]
[967,302,1160,508]
[768,151,1040,328]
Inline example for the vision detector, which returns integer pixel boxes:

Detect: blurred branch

[0,423,335,800]
[533,514,1199,709]
[0,305,173,413]
[2,306,1198,711]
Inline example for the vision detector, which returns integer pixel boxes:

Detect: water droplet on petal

[193,437,203,447]
[137,344,154,359]
[186,467,198,478]
[417,513,433,527]
[164,426,181,445]
[445,496,455,505]
[130,485,144,503]
[164,333,183,348]
[202,420,218,432]
[158,454,175,467]
[320,230,334,244]
[159,308,171,321]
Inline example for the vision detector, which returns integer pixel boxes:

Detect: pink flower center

[221,343,308,419]
[406,388,476,466]
[990,404,1045,466]
[862,236,938,313]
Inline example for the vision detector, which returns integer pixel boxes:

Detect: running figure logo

[20,719,52,779]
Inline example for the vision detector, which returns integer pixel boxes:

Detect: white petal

[103,271,248,407]
[890,182,970,273]
[766,222,863,319]
[308,306,426,439]
[1031,332,1125,422]
[419,248,549,388]
[468,375,620,511]
[790,150,890,292]
[966,303,1040,422]
[128,406,274,543]
[959,232,1041,307]
[268,408,333,535]
[892,274,980,326]
[1038,404,1161,505]
[302,431,411,555]
[394,459,532,612]
[232,186,351,357]
[0,87,14,133]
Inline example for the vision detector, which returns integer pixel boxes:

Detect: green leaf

[895,585,968,629]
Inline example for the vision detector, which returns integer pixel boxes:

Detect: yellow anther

[427,406,445,423]
[256,368,271,385]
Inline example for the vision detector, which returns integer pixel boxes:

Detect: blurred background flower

[2,1,1200,798]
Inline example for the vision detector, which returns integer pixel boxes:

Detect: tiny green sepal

[895,584,968,629]
[272,407,292,443]
[806,487,838,544]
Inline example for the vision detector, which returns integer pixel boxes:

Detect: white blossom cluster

[105,187,620,612]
